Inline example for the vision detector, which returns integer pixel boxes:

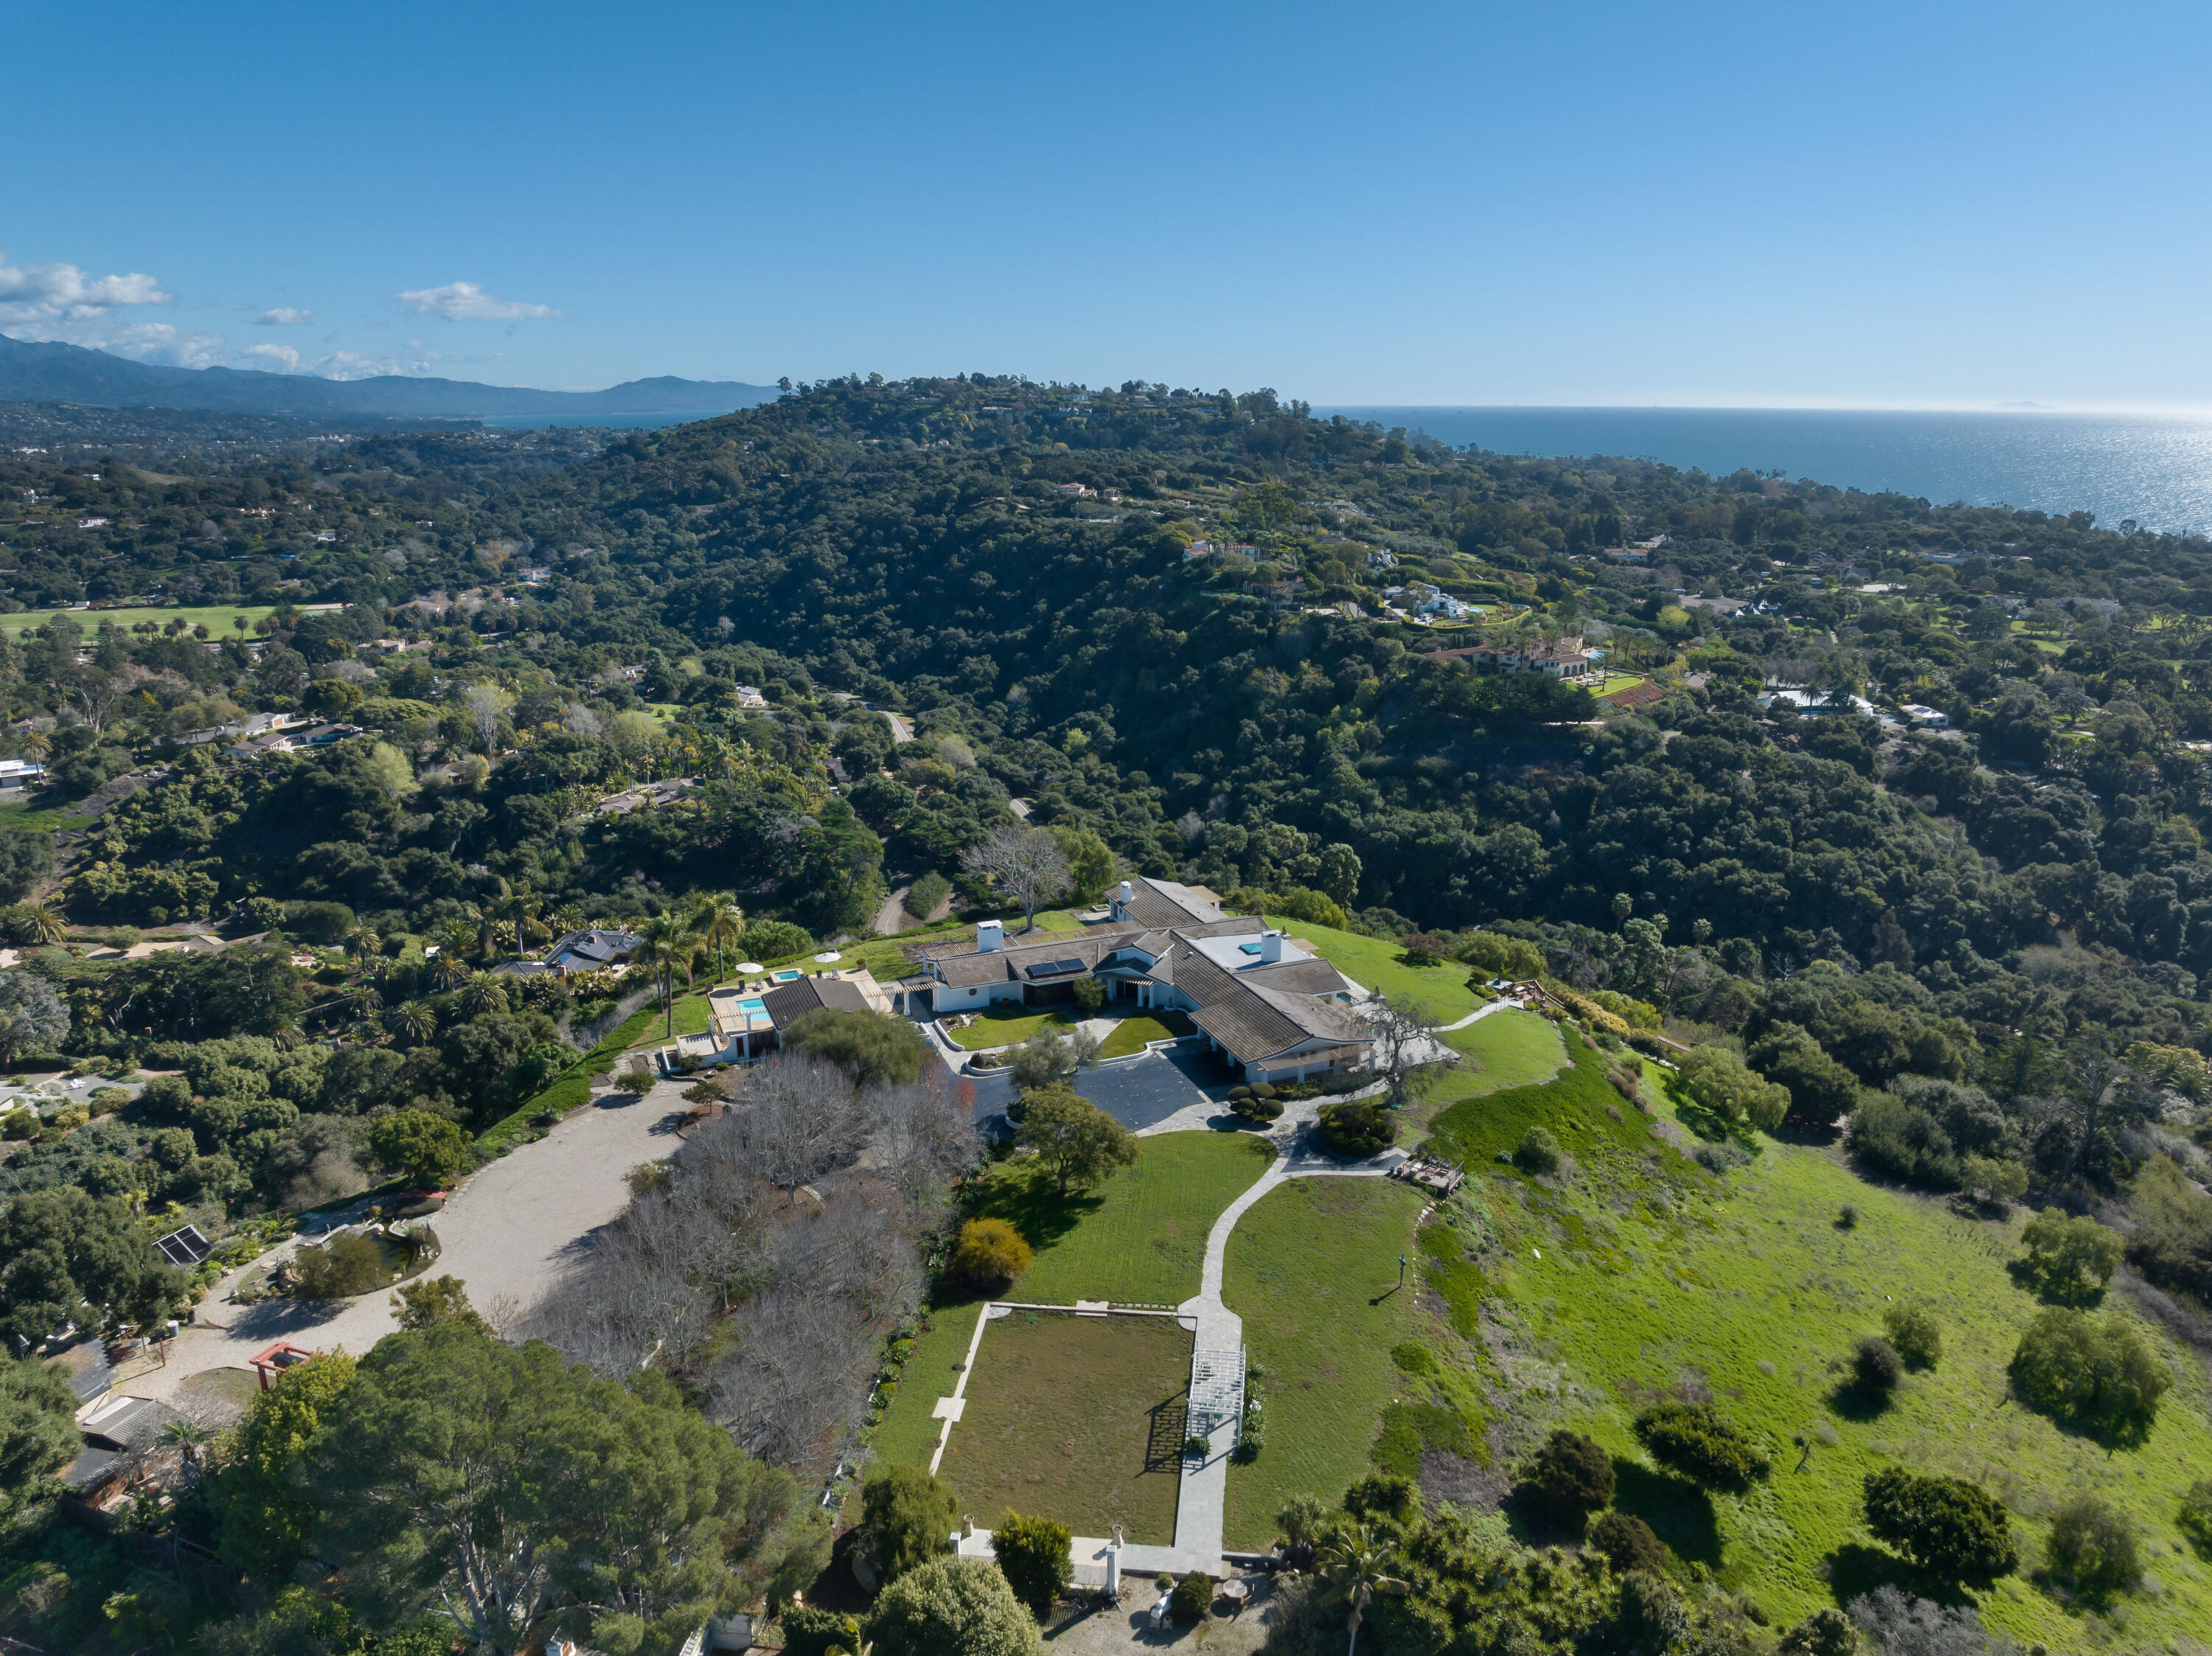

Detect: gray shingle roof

[1118,877,1225,929]
[762,976,872,1026]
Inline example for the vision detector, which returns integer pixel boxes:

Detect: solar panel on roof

[1025,958,1085,978]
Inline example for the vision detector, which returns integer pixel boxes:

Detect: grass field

[1261,914,1482,1020]
[0,602,335,636]
[974,1132,1277,1306]
[872,1133,1277,1470]
[943,1004,1074,1051]
[1414,1034,2212,1648]
[1220,1176,1431,1549]
[1443,1008,1567,1095]
[936,1312,1191,1543]
[0,801,94,833]
[1097,1009,1194,1059]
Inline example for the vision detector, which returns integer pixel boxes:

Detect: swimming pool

[772,970,803,981]
[737,996,766,1012]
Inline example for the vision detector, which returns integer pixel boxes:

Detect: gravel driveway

[117,1083,692,1404]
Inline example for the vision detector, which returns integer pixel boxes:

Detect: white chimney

[1116,879,1134,911]
[976,919,1004,953]
[1260,930,1283,963]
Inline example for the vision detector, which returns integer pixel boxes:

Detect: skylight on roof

[1026,958,1085,978]
[1238,942,1263,956]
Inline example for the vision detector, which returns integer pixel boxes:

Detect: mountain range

[0,333,778,421]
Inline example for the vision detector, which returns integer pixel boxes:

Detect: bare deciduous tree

[961,825,1071,933]
[1364,994,1451,1105]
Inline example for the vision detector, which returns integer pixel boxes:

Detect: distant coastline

[1314,405,2212,535]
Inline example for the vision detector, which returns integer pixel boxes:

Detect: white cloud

[101,321,228,368]
[0,247,177,345]
[397,280,558,321]
[241,342,302,372]
[250,307,313,325]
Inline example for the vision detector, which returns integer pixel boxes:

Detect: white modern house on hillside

[914,876,1374,1084]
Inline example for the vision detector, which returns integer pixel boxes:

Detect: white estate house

[914,876,1375,1085]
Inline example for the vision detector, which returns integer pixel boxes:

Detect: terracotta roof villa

[920,876,1376,1085]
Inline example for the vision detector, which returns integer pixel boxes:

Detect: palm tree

[159,1417,213,1485]
[392,1001,438,1044]
[431,950,470,992]
[346,928,381,973]
[344,984,384,1018]
[23,902,65,945]
[456,970,509,1019]
[269,1017,305,1053]
[689,892,745,983]
[1316,1526,1408,1656]
[552,901,585,936]
[434,917,473,961]
[635,913,695,1040]
[466,902,498,961]
[509,886,543,962]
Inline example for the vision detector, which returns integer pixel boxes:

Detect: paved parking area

[963,1043,1237,1136]
[116,1082,692,1405]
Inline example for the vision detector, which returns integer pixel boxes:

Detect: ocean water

[1315,407,2212,536]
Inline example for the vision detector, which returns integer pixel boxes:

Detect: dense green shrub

[860,1464,959,1582]
[1515,1428,1615,1525]
[2044,1495,2141,1596]
[1747,1022,1860,1127]
[1676,1045,1790,1131]
[1861,1467,2018,1580]
[1632,1402,1770,1490]
[863,1556,1035,1656]
[778,1605,863,1656]
[1317,1099,1395,1158]
[1168,1571,1214,1624]
[947,1217,1032,1290]
[1590,1511,1664,1576]
[2177,1479,2212,1558]
[2008,1307,2168,1442]
[2018,1207,2124,1298]
[1512,1125,1562,1175]
[990,1510,1072,1617]
[1851,1336,1904,1401]
[1882,1303,1942,1369]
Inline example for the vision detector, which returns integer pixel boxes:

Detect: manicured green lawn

[1416,1035,2212,1648]
[1262,914,1481,1020]
[872,1307,983,1469]
[1220,1176,1430,1549]
[1097,1009,1194,1059]
[943,1004,1074,1051]
[937,1312,1191,1544]
[976,1131,1277,1306]
[872,1133,1276,1470]
[1439,1008,1565,1096]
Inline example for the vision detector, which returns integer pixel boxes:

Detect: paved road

[116,1082,693,1404]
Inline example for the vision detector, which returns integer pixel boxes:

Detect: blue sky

[5,0,2210,408]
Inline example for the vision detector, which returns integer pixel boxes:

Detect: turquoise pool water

[737,996,766,1012]
[772,970,803,981]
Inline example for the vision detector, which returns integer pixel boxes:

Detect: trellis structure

[1186,1343,1247,1447]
